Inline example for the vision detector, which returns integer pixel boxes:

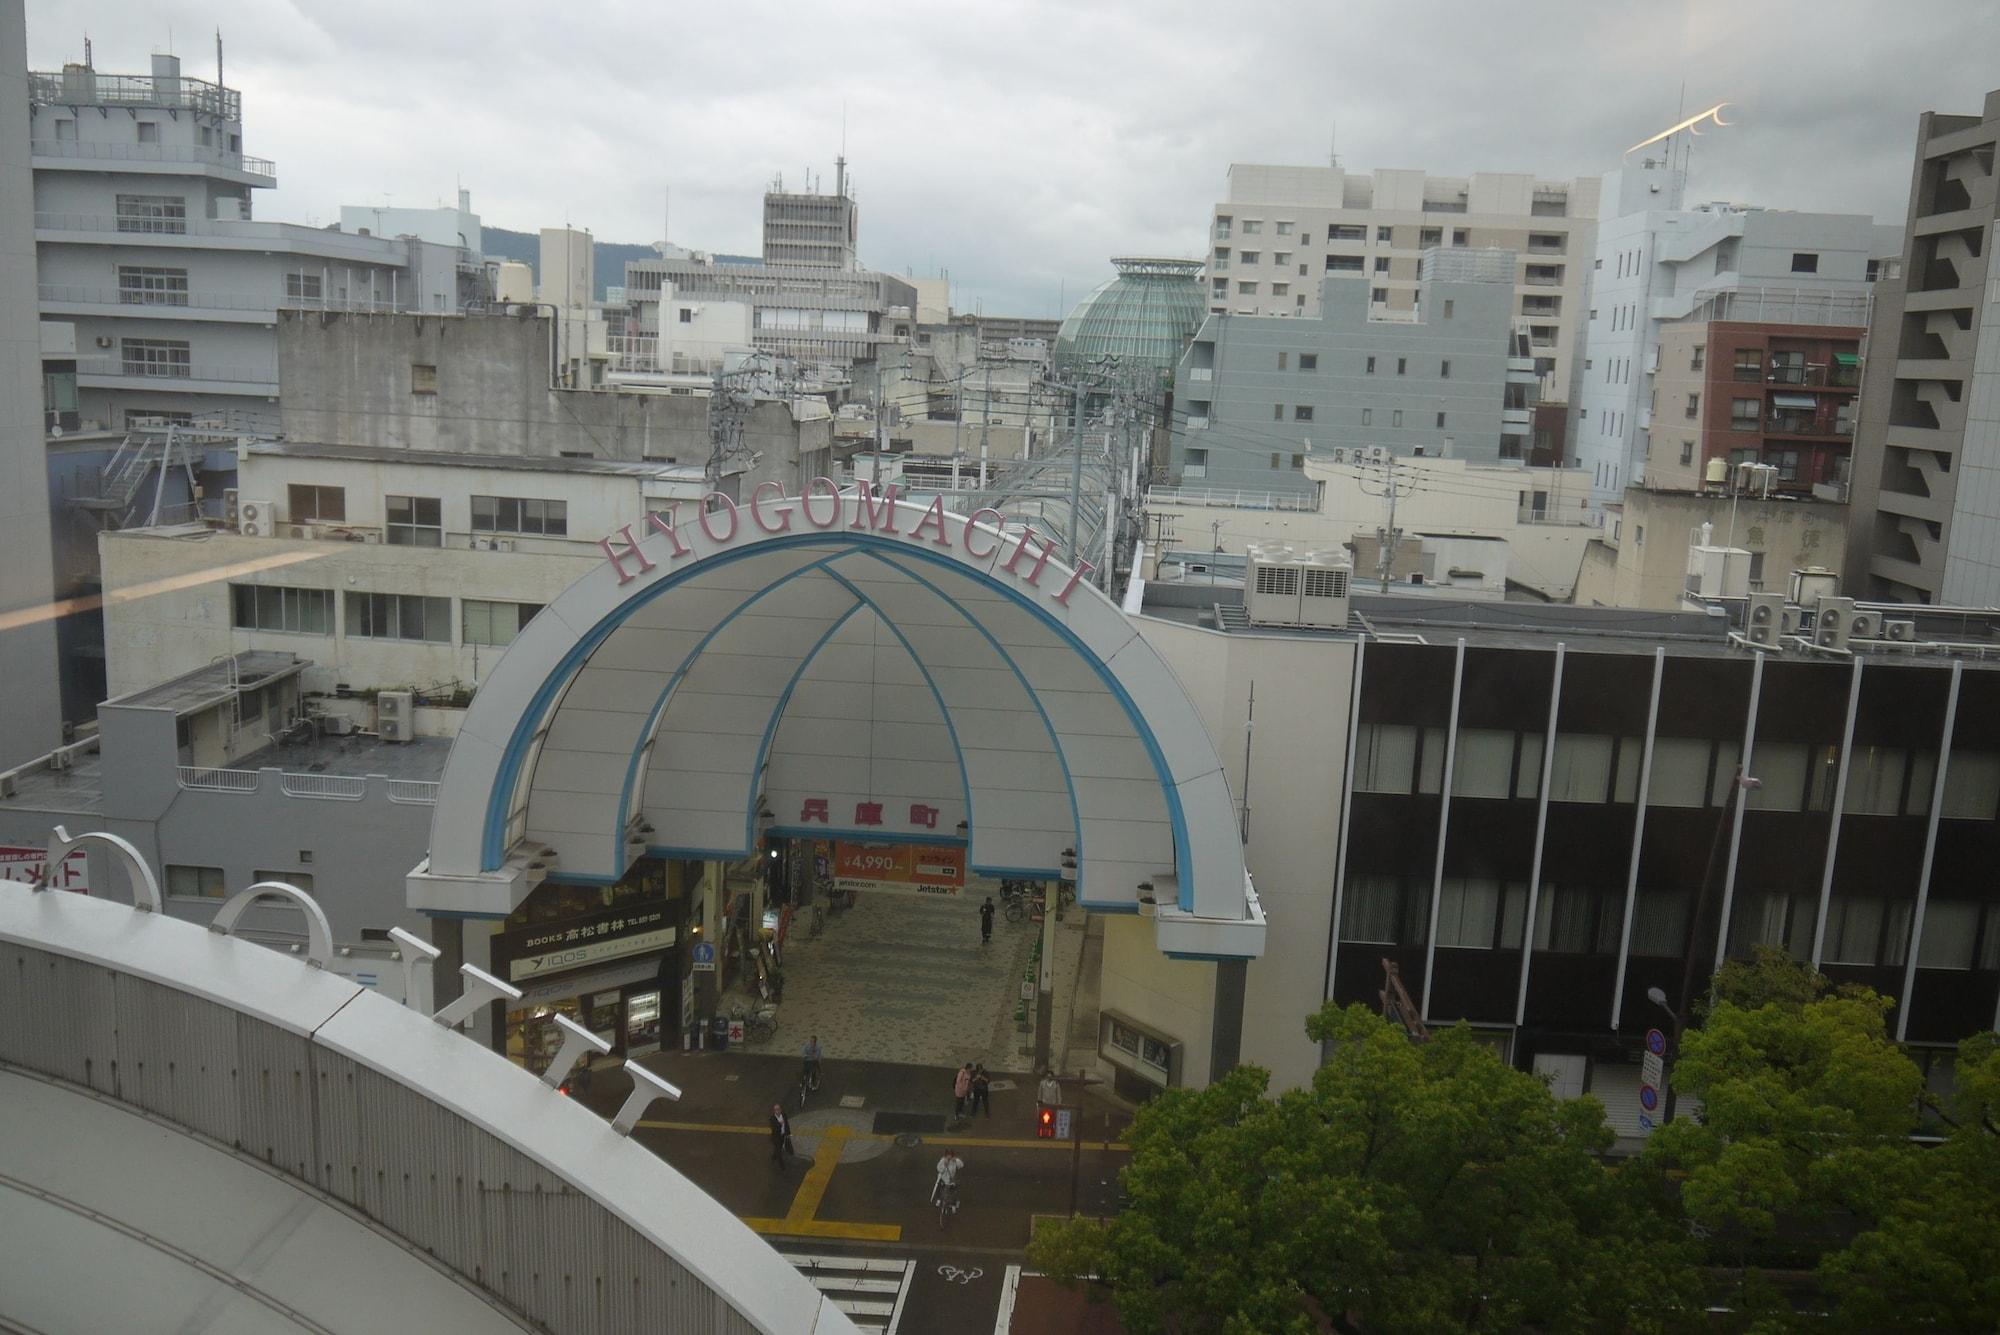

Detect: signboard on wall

[0,846,90,894]
[495,901,676,982]
[833,841,966,896]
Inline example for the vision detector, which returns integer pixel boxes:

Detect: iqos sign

[596,478,1098,608]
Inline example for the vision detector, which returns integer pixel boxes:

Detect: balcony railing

[279,773,368,800]
[173,764,439,804]
[30,70,241,119]
[77,356,278,386]
[39,282,288,314]
[176,765,258,792]
[387,780,440,805]
[1146,485,1320,512]
[1766,414,1853,437]
[29,138,274,179]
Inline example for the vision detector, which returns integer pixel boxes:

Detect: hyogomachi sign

[595,478,1098,608]
[832,841,967,896]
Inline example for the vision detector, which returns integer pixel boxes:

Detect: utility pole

[1359,455,1410,592]
[979,362,993,488]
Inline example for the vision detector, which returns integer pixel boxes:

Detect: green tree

[1029,1005,1702,1334]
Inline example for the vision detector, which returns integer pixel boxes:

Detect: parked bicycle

[731,1002,779,1045]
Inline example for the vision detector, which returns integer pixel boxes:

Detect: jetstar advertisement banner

[833,842,967,896]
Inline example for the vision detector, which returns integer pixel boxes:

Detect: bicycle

[799,1058,821,1109]
[733,1003,778,1045]
[933,1177,961,1230]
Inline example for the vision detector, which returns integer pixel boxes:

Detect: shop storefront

[491,859,690,1074]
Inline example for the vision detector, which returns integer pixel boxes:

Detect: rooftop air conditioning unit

[237,498,274,537]
[223,488,240,529]
[1296,556,1353,629]
[377,690,416,743]
[1848,609,1882,640]
[1780,605,1804,636]
[1814,595,1856,651]
[283,522,316,541]
[1883,619,1917,642]
[1744,591,1784,649]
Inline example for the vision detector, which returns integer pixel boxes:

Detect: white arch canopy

[411,482,1264,960]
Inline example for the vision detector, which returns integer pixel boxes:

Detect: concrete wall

[1572,487,1848,609]
[1137,616,1357,1090]
[0,0,63,767]
[276,310,829,492]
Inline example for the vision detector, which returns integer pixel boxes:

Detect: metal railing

[77,357,278,386]
[386,780,439,805]
[40,282,276,313]
[176,765,259,792]
[29,138,274,178]
[1146,485,1321,512]
[30,70,241,118]
[278,773,368,800]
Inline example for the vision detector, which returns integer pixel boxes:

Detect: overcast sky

[27,1,2000,317]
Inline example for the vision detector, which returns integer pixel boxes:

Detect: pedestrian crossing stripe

[783,1253,914,1333]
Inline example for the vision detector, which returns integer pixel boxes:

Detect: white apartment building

[98,442,721,706]
[1207,165,1599,405]
[30,52,475,432]
[1574,157,1901,509]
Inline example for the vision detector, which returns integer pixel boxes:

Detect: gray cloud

[28,0,1999,317]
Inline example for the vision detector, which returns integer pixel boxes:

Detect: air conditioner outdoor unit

[1848,609,1881,640]
[1883,619,1918,643]
[1296,558,1353,628]
[283,523,316,541]
[1780,606,1804,636]
[223,489,240,529]
[1744,591,1784,649]
[237,498,274,537]
[377,690,416,743]
[1814,595,1856,651]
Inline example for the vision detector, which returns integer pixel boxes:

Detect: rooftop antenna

[215,29,223,85]
[1329,119,1339,170]
[83,34,92,70]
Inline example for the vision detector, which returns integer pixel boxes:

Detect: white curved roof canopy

[415,486,1263,958]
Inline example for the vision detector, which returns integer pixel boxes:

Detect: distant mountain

[480,227,663,301]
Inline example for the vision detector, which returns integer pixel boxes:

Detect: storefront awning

[1772,393,1817,409]
[1832,352,1859,367]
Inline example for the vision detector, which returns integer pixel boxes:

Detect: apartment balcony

[39,282,286,324]
[34,213,408,264]
[1763,363,1862,389]
[30,137,275,184]
[1764,412,1852,440]
[1522,273,1564,287]
[1525,237,1566,255]
[1186,366,1213,383]
[76,356,277,395]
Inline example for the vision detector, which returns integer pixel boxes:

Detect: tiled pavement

[751,887,1091,1076]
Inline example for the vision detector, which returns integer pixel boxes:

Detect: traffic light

[1037,1105,1055,1139]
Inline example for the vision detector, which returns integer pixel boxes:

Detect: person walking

[978,896,995,944]
[952,1063,973,1121]
[769,1103,793,1169]
[801,1035,823,1091]
[970,1063,992,1118]
[1037,1069,1062,1109]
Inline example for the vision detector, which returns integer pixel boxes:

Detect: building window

[1392,409,1404,427]
[1274,221,1293,236]
[1295,405,1314,422]
[1366,356,1377,374]
[1685,393,1700,419]
[471,495,569,536]
[1241,220,1262,235]
[114,193,186,234]
[1213,248,1230,268]
[1375,226,1393,243]
[1452,229,1469,247]
[1361,408,1372,426]
[1184,447,1208,468]
[1269,453,1281,469]
[1680,441,1694,466]
[1734,350,1763,380]
[679,307,694,323]
[1212,278,1227,297]
[136,121,160,143]
[1396,358,1407,376]
[1419,227,1442,245]
[1436,412,1447,428]
[1239,251,1261,265]
[1272,282,1290,296]
[1328,224,1365,241]
[254,870,315,893]
[1274,251,1292,267]
[1822,896,1910,967]
[287,484,346,523]
[230,584,333,634]
[411,363,438,395]
[1374,257,1390,273]
[1277,351,1288,370]
[166,865,227,898]
[1790,252,1820,274]
[346,591,451,642]
[1691,345,1705,370]
[1371,287,1388,302]
[384,495,443,547]
[120,338,192,378]
[1273,403,1284,421]
[1440,359,1452,379]
[1238,281,1257,295]
[1326,256,1364,272]
[117,266,188,306]
[1731,397,1760,427]
[286,272,324,303]
[1299,353,1317,371]
[463,599,544,647]
[1442,300,1453,319]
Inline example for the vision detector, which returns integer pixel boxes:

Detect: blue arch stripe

[481,533,1196,912]
[850,552,1085,890]
[607,554,849,875]
[739,600,868,850]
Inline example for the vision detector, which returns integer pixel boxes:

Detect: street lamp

[1657,766,1760,1124]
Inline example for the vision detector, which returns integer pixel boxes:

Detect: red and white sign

[833,841,966,896]
[0,845,90,894]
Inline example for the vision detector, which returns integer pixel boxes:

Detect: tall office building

[0,0,61,767]
[1847,89,2000,605]
[1206,165,1598,408]
[762,158,858,270]
[1576,158,1899,509]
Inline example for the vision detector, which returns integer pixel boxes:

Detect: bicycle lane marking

[897,1252,1004,1333]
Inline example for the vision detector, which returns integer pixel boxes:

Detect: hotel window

[1274,221,1293,236]
[165,865,227,899]
[1374,257,1390,273]
[1436,879,1528,950]
[1917,900,1981,970]
[286,484,346,523]
[463,599,545,647]
[1239,251,1260,265]
[1376,226,1393,242]
[1628,889,1690,956]
[1451,730,1520,799]
[121,338,191,378]
[384,494,443,547]
[473,495,569,537]
[114,193,187,234]
[117,265,188,306]
[1241,220,1262,235]
[345,591,451,642]
[230,584,333,634]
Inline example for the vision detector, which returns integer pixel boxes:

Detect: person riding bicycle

[802,1035,823,1090]
[933,1148,964,1207]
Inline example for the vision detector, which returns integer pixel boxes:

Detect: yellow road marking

[742,1216,903,1241]
[786,1126,847,1224]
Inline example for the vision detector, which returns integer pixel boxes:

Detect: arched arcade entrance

[408,481,1264,1087]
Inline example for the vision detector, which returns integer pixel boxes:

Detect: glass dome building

[1053,257,1206,386]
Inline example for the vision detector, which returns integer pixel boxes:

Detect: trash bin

[709,1016,729,1052]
